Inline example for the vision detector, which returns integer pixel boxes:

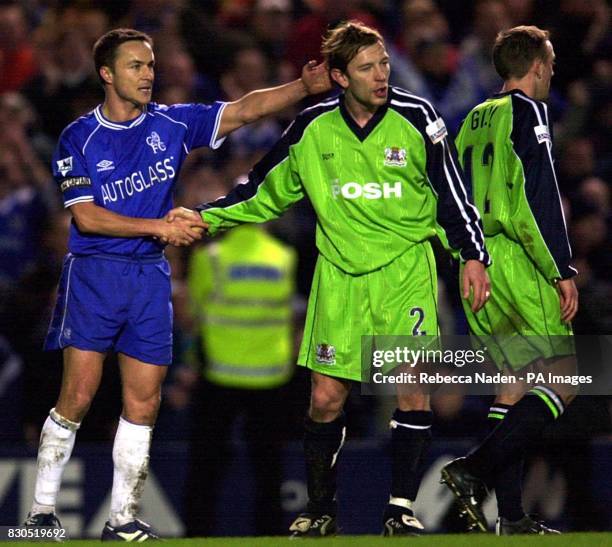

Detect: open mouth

[374,86,388,98]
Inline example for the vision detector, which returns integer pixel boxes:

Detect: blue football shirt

[52,101,226,256]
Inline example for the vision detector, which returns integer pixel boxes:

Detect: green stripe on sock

[487,413,505,420]
[530,388,559,419]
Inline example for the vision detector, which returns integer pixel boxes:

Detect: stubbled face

[104,40,155,107]
[535,40,555,100]
[334,41,391,111]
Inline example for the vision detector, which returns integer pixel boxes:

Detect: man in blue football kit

[24,28,330,540]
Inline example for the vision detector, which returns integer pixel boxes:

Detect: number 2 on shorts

[409,307,426,336]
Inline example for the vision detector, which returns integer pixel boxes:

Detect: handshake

[156,207,208,247]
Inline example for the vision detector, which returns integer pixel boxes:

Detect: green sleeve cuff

[201,211,221,237]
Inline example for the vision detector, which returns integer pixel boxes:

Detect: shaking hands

[157,207,208,247]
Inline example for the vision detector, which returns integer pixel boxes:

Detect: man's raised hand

[301,60,332,96]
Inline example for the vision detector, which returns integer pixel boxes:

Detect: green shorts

[463,234,573,370]
[298,242,439,381]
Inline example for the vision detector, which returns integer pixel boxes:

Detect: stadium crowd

[0,0,610,529]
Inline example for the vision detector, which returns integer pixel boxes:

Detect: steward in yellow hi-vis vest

[187,224,297,389]
[184,223,297,536]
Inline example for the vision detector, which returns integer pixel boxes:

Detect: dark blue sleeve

[162,102,227,152]
[52,126,94,208]
[511,95,576,279]
[389,91,489,264]
[419,105,489,265]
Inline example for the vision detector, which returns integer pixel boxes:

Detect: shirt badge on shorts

[316,343,336,365]
[384,147,407,167]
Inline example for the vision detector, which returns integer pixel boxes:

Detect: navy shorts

[45,253,173,365]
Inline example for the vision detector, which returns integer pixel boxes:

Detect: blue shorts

[45,253,173,365]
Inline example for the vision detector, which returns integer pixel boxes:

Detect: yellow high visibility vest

[188,225,296,389]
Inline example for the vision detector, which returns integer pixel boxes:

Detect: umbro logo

[96,159,115,172]
[322,152,334,160]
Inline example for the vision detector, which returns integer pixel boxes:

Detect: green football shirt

[199,88,488,275]
[455,89,575,282]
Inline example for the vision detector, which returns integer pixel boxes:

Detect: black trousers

[183,378,286,536]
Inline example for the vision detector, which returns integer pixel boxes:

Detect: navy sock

[304,413,346,515]
[487,404,524,522]
[466,387,564,481]
[389,409,433,501]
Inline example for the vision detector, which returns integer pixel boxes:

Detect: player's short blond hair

[321,20,384,73]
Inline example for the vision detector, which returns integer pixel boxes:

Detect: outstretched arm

[217,60,331,137]
[70,202,206,247]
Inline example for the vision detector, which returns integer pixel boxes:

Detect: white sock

[109,417,153,527]
[389,496,413,511]
[31,408,80,514]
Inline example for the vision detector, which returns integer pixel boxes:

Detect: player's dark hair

[493,25,550,80]
[93,28,153,85]
[321,20,383,73]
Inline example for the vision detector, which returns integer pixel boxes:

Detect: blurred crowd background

[0,0,610,482]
